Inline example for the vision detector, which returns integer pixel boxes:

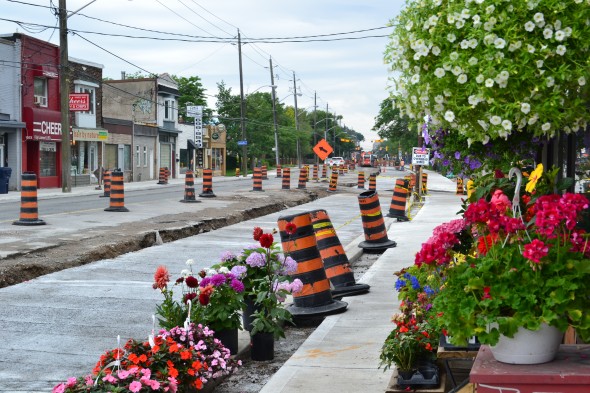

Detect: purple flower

[199,277,211,287]
[454,151,461,160]
[230,265,247,278]
[230,278,245,293]
[280,256,298,274]
[434,151,444,159]
[220,251,236,262]
[211,274,227,286]
[245,252,266,267]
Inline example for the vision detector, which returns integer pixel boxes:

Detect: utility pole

[269,57,280,167]
[59,0,71,192]
[313,92,317,164]
[238,29,247,177]
[324,103,329,141]
[292,71,301,168]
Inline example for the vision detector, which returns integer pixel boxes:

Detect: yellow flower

[525,163,543,193]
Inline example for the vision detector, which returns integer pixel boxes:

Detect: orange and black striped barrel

[357,190,396,251]
[456,177,464,195]
[312,164,319,181]
[276,164,282,178]
[235,168,241,177]
[282,167,291,190]
[368,173,377,191]
[199,169,216,197]
[331,165,337,176]
[158,167,167,184]
[13,172,45,226]
[327,171,338,192]
[357,172,365,189]
[252,167,263,191]
[338,164,344,175]
[343,164,348,174]
[466,179,474,198]
[422,172,428,194]
[297,167,307,189]
[277,211,347,316]
[410,173,416,192]
[321,165,327,180]
[104,170,129,212]
[261,165,268,180]
[304,165,310,181]
[387,178,409,221]
[100,170,111,198]
[180,171,200,203]
[310,209,370,297]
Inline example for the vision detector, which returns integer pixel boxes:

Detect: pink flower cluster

[415,231,459,266]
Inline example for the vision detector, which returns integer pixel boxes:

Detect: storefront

[0,120,25,191]
[22,107,62,188]
[72,127,108,185]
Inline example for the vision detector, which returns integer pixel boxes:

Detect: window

[40,150,57,176]
[136,145,140,167]
[212,148,223,171]
[143,146,148,167]
[34,78,48,107]
[164,99,175,121]
[78,86,95,115]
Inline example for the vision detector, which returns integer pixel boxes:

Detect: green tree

[172,75,211,122]
[372,96,416,158]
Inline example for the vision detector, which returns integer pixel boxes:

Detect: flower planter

[396,361,440,389]
[490,323,564,364]
[439,334,480,351]
[242,295,260,332]
[214,327,239,355]
[250,331,274,361]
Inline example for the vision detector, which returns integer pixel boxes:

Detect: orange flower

[168,366,178,378]
[192,360,203,371]
[180,350,191,360]
[128,353,139,364]
[169,343,180,353]
[193,379,203,390]
[153,265,170,290]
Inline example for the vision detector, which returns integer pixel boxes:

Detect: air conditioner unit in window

[34,95,47,106]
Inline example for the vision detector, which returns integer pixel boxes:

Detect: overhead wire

[175,0,235,38]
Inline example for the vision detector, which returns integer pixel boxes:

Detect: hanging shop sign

[69,93,90,111]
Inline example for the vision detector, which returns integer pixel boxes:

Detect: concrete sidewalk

[0,169,461,392]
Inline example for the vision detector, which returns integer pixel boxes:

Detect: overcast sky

[0,0,404,149]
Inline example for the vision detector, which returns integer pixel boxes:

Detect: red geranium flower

[285,222,297,235]
[253,227,263,241]
[259,233,274,248]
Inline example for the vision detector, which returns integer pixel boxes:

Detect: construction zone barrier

[357,172,365,189]
[276,165,282,178]
[310,209,370,297]
[321,165,327,181]
[235,168,241,177]
[327,171,338,193]
[466,179,474,199]
[261,165,268,180]
[199,169,216,198]
[312,164,319,182]
[421,172,428,195]
[252,167,264,191]
[456,177,464,195]
[282,168,291,190]
[158,167,168,184]
[13,172,45,226]
[410,173,416,192]
[180,171,200,203]
[357,190,396,252]
[99,170,111,198]
[338,164,344,175]
[297,167,307,189]
[277,211,348,319]
[368,173,377,192]
[104,170,129,212]
[387,178,409,221]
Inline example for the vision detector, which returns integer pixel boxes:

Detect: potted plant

[218,225,303,360]
[153,261,246,354]
[428,167,590,363]
[52,323,241,393]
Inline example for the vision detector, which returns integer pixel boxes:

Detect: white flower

[554,20,562,30]
[541,122,551,131]
[579,77,587,86]
[460,40,470,49]
[457,74,468,84]
[490,115,502,125]
[468,57,478,65]
[486,5,495,14]
[405,21,414,31]
[434,103,444,112]
[482,135,490,145]
[533,12,544,24]
[556,45,566,55]
[508,41,522,52]
[410,74,420,84]
[456,20,465,29]
[450,51,459,60]
[435,95,444,104]
[528,115,538,125]
[186,258,195,266]
[469,39,478,48]
[476,74,485,83]
[502,119,512,130]
[564,27,572,37]
[499,70,510,80]
[411,95,418,104]
[447,33,456,42]
[485,78,494,87]
[461,8,471,19]
[434,68,446,78]
[472,14,481,25]
[524,21,535,32]
[527,44,535,53]
[443,63,451,71]
[444,110,455,122]
[181,269,191,277]
[555,30,566,41]
[546,76,555,87]
[521,102,531,114]
[468,95,480,105]
[452,66,463,76]
[483,34,497,46]
[536,60,544,68]
[218,266,230,274]
[477,120,489,130]
[543,28,553,39]
[432,46,441,56]
[494,37,506,49]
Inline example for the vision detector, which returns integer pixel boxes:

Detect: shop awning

[187,139,196,151]
[0,120,26,129]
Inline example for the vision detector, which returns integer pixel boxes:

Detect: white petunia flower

[555,30,566,41]
[435,95,444,104]
[457,74,468,84]
[543,28,553,39]
[447,33,456,42]
[432,46,441,56]
[410,74,420,84]
[485,78,494,87]
[405,21,414,31]
[579,77,587,86]
[434,103,444,112]
[536,60,544,68]
[528,115,538,125]
[542,122,551,131]
[546,77,555,87]
[461,8,471,19]
[450,51,459,60]
[477,120,489,130]
[472,14,481,25]
[499,70,510,80]
[486,5,495,14]
[434,68,446,78]
[533,12,544,24]
[564,27,572,37]
[490,115,502,125]
[468,57,478,65]
[456,20,465,29]
[460,40,470,49]
[554,20,562,30]
[556,45,566,55]
[469,39,478,48]
[476,74,485,83]
[468,95,480,105]
[452,66,463,76]
[411,95,417,104]
[502,119,512,130]
[527,44,535,53]
[521,102,531,114]
[444,110,455,122]
[524,21,535,32]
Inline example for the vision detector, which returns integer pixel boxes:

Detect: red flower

[153,265,170,290]
[477,234,498,256]
[199,293,210,306]
[259,233,274,248]
[185,275,199,288]
[482,286,492,300]
[285,222,297,235]
[494,169,505,178]
[253,227,263,241]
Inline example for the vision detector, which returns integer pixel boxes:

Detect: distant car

[325,156,345,166]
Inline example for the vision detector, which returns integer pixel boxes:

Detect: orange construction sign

[313,139,333,161]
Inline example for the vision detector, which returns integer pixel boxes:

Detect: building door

[0,135,5,166]
[149,148,154,179]
[160,143,171,171]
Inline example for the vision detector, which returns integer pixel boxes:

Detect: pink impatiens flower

[523,239,549,263]
[129,380,143,393]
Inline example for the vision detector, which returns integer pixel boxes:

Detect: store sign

[69,93,90,111]
[73,128,108,141]
[40,141,56,152]
[191,105,204,149]
[24,107,62,141]
[412,147,431,165]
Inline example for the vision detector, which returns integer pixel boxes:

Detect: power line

[154,0,225,38]
[175,0,234,38]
